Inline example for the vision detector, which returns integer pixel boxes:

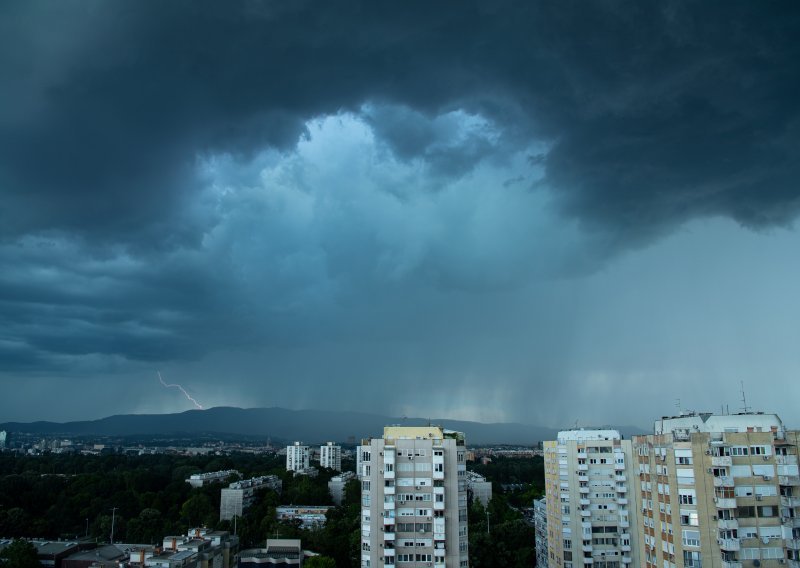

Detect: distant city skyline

[2,3,800,427]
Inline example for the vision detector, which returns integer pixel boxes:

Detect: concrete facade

[220,475,282,521]
[358,426,469,567]
[286,443,310,472]
[544,429,640,568]
[633,412,800,568]
[320,442,342,471]
[534,497,549,568]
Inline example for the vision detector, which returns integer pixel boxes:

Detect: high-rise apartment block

[632,412,800,568]
[543,429,639,568]
[534,497,549,568]
[286,442,310,472]
[321,442,342,471]
[358,426,469,567]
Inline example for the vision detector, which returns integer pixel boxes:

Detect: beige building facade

[633,412,800,568]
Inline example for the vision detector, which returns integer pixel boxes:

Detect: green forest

[0,452,544,567]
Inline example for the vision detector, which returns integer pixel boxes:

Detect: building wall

[544,430,640,568]
[287,443,310,472]
[320,443,342,471]
[633,415,800,568]
[534,497,549,568]
[358,426,469,567]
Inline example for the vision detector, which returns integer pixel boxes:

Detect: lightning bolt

[157,371,204,409]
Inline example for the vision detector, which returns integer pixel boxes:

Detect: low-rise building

[466,471,492,506]
[327,471,355,505]
[187,470,241,488]
[238,539,304,568]
[220,476,282,521]
[275,506,332,529]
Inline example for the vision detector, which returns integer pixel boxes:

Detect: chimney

[171,539,177,551]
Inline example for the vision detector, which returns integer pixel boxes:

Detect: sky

[2,1,800,428]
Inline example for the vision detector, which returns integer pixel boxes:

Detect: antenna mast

[740,381,751,413]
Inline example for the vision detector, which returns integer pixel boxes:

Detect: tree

[304,556,336,568]
[0,539,40,568]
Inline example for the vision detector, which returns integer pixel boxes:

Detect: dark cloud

[2,2,799,244]
[2,2,800,423]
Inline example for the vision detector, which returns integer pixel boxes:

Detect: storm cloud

[1,1,800,426]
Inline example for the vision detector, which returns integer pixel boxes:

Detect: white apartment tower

[321,442,343,471]
[544,429,640,568]
[632,412,800,568]
[358,426,469,568]
[286,442,310,472]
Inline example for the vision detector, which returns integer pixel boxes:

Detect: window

[681,530,700,546]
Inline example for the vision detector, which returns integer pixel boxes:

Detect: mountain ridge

[0,406,645,445]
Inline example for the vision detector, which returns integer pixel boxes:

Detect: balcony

[582,544,593,553]
[384,501,395,510]
[580,486,590,494]
[619,520,629,529]
[713,476,734,488]
[384,486,395,495]
[785,538,800,550]
[715,498,737,509]
[782,517,800,528]
[782,495,800,508]
[617,497,628,505]
[776,455,798,465]
[721,562,742,568]
[384,532,396,541]
[580,509,591,517]
[383,516,395,525]
[615,475,627,482]
[717,519,738,530]
[383,548,395,557]
[718,538,740,551]
[433,501,445,511]
[711,455,732,466]
[616,485,627,493]
[622,556,632,564]
[615,462,625,471]
[578,463,589,471]
[580,498,590,506]
[384,470,395,479]
[578,474,589,482]
[780,475,800,486]
[789,561,800,568]
[433,470,445,480]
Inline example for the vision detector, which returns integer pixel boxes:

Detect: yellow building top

[383,426,444,440]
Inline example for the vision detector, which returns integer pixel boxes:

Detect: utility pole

[110,507,118,544]
[486,509,490,535]
[85,518,89,538]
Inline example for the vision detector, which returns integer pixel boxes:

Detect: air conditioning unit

[763,456,770,461]
[712,515,717,520]
[764,476,773,481]
[756,495,763,501]
[705,450,712,455]
[707,468,714,474]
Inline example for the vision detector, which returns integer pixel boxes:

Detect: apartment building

[358,426,469,567]
[220,475,283,521]
[534,497,549,568]
[633,412,800,568]
[543,429,640,568]
[321,442,342,471]
[287,442,311,472]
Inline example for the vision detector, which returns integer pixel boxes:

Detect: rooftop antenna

[675,398,682,415]
[740,381,751,413]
